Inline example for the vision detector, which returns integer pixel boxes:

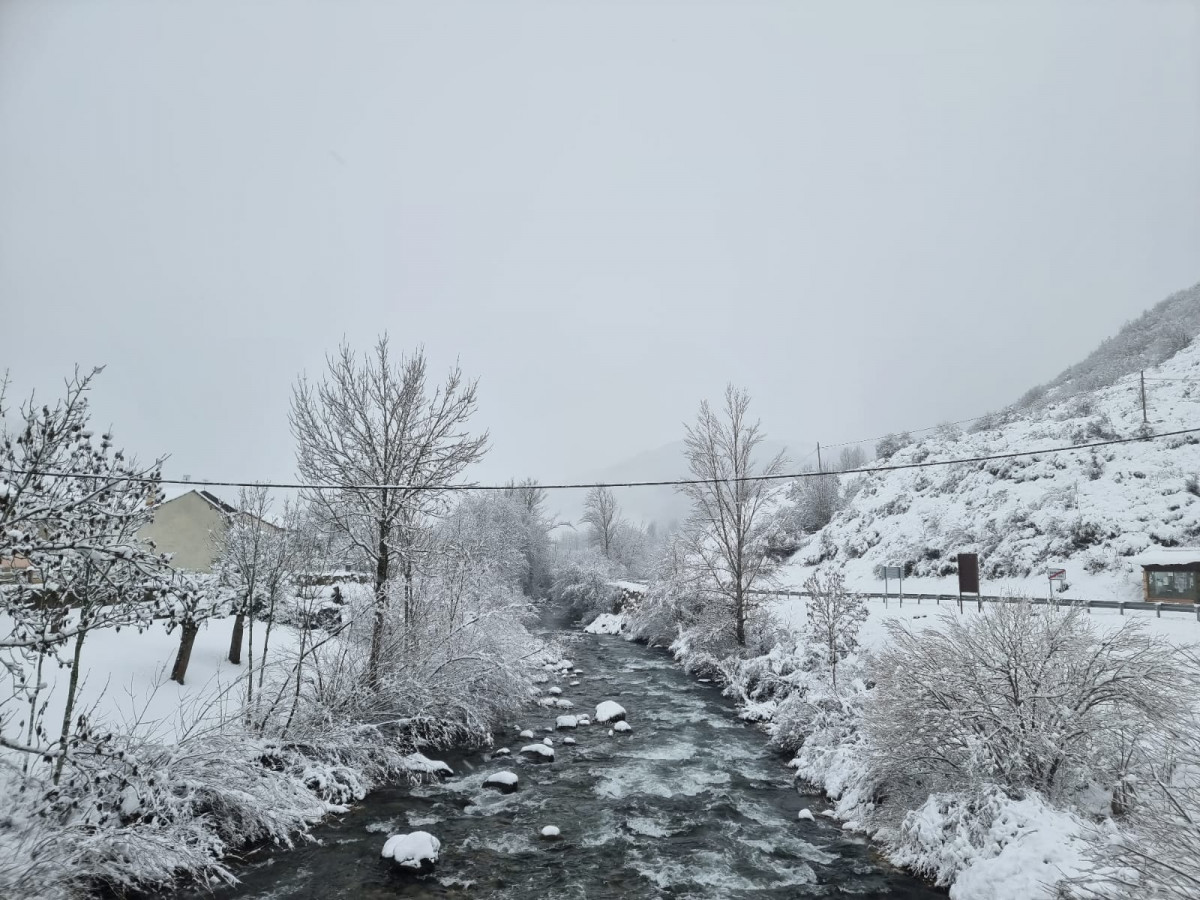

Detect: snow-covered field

[0,613,299,750]
[769,592,1200,652]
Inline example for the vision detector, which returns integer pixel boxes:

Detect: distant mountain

[550,438,800,531]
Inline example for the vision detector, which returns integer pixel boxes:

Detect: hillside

[777,320,1200,601]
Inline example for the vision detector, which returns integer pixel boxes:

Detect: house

[0,555,40,585]
[1133,548,1200,604]
[138,488,281,573]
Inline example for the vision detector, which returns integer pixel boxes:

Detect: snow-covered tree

[581,485,622,559]
[680,385,786,648]
[0,368,180,770]
[803,568,867,689]
[289,337,487,684]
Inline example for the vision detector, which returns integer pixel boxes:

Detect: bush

[864,603,1193,822]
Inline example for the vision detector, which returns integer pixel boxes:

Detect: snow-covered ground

[769,593,1200,652]
[0,613,300,750]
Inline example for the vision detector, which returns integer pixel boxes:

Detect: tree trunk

[369,519,390,687]
[171,621,200,685]
[228,612,246,664]
[53,626,87,783]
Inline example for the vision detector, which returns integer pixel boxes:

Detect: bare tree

[680,385,786,648]
[289,337,487,684]
[838,445,866,472]
[581,485,621,558]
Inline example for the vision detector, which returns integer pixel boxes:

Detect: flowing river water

[195,614,945,899]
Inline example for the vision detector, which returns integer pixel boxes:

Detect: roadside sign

[957,553,980,594]
[883,563,905,607]
[1047,568,1066,580]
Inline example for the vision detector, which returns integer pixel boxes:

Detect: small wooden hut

[1133,549,1200,604]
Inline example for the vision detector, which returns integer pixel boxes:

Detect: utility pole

[816,442,823,473]
[1141,370,1148,424]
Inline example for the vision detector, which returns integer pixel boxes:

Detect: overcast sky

[2,1,1198,512]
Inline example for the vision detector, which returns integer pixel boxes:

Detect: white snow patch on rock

[548,686,563,696]
[519,729,535,739]
[612,720,632,733]
[540,825,561,839]
[403,753,453,778]
[554,698,574,709]
[585,613,627,635]
[563,737,576,745]
[556,715,578,729]
[520,743,555,760]
[798,809,815,822]
[595,700,626,723]
[381,831,441,870]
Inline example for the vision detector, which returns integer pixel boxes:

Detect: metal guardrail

[748,588,1200,620]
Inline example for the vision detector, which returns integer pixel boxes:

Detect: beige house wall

[139,491,227,572]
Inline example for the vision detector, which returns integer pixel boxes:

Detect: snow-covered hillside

[779,333,1200,599]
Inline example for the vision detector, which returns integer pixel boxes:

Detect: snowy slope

[778,335,1200,599]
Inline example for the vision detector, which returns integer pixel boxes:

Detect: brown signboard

[957,553,980,594]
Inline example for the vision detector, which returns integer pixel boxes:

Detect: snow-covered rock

[484,771,519,794]
[563,737,576,745]
[537,697,558,707]
[798,809,815,822]
[556,715,578,730]
[542,737,553,746]
[548,686,563,696]
[402,753,453,778]
[540,825,561,840]
[381,831,440,871]
[576,715,591,726]
[595,700,626,723]
[554,698,574,709]
[520,743,555,761]
[585,613,627,635]
[612,720,632,733]
[569,680,580,687]
[492,747,511,758]
[519,729,535,739]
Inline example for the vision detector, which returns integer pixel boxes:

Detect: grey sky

[2,1,1198,518]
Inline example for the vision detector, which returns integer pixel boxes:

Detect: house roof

[1132,548,1200,567]
[155,488,282,529]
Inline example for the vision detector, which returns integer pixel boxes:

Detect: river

[192,614,945,899]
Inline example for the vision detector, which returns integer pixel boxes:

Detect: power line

[8,426,1199,493]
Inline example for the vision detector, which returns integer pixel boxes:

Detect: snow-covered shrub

[550,551,619,621]
[864,603,1194,822]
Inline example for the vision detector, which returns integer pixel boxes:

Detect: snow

[798,809,815,822]
[556,715,578,729]
[540,825,561,839]
[548,686,562,695]
[492,747,511,757]
[585,613,628,635]
[612,720,632,733]
[542,737,553,746]
[563,737,576,745]
[381,831,441,869]
[519,743,555,760]
[519,729,535,739]
[890,790,1089,900]
[606,580,648,594]
[484,771,519,792]
[554,698,574,709]
[403,753,453,778]
[0,611,299,746]
[1130,547,1200,567]
[595,700,627,723]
